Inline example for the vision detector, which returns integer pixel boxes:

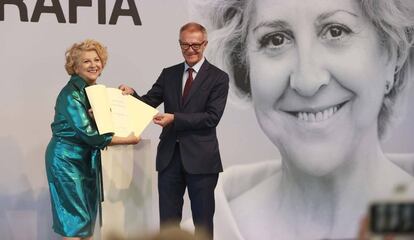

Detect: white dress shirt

[182,57,205,93]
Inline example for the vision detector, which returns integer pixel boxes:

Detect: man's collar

[184,57,205,73]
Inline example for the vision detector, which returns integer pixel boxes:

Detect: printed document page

[86,85,158,137]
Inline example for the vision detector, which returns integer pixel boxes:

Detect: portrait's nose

[289,45,330,97]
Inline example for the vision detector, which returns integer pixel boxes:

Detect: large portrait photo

[188,0,414,239]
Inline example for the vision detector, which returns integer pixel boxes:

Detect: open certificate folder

[85,85,158,137]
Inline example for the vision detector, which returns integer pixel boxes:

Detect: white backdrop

[0,1,413,239]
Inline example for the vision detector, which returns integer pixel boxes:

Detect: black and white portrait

[189,0,414,239]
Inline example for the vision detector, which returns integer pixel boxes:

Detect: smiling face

[75,50,103,85]
[246,0,397,175]
[180,30,207,66]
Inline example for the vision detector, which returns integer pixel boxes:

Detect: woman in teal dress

[45,39,140,240]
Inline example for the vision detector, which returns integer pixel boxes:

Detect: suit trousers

[158,143,218,239]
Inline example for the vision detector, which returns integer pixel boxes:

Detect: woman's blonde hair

[65,39,108,75]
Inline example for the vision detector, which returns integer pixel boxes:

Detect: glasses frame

[179,40,206,51]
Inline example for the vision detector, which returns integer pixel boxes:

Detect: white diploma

[85,84,158,137]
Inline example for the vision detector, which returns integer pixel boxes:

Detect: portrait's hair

[192,0,414,137]
[64,39,108,75]
[360,0,414,136]
[179,22,208,41]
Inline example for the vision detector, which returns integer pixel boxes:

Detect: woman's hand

[128,132,141,145]
[88,108,94,119]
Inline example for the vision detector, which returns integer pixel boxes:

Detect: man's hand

[153,113,174,127]
[118,84,135,95]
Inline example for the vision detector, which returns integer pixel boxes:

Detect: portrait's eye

[330,27,342,38]
[259,32,293,51]
[321,24,353,41]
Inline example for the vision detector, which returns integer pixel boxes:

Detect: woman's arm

[108,133,141,146]
[87,107,140,146]
[61,92,140,148]
[109,135,140,146]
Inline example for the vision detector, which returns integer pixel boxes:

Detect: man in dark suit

[120,22,229,238]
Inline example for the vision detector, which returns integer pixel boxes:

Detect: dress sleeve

[60,91,113,149]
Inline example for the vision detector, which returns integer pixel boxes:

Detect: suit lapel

[175,63,185,108]
[182,60,210,107]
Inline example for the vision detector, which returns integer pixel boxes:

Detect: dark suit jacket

[134,60,229,174]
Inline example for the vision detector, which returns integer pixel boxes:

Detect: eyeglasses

[179,41,206,50]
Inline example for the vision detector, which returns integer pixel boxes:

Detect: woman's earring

[385,80,393,94]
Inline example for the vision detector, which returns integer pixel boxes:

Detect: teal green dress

[45,75,113,237]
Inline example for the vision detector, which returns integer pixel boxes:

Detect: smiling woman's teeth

[297,106,338,122]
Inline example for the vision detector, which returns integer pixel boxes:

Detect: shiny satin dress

[45,75,113,237]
